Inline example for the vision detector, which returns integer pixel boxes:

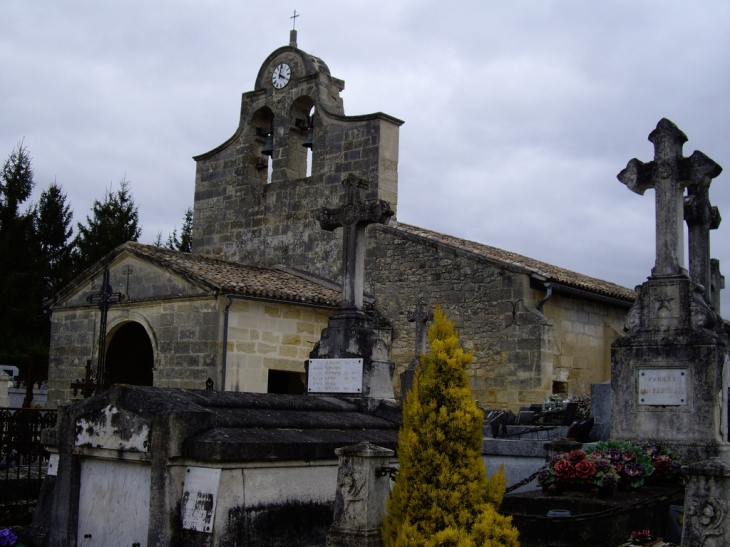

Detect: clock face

[272,63,291,89]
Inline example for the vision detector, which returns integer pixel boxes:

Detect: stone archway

[106,322,154,386]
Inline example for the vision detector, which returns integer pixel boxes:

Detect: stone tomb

[27,385,399,547]
[612,118,728,463]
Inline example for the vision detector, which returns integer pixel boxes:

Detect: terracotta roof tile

[388,223,637,302]
[125,242,342,307]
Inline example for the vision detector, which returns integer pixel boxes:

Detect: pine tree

[74,177,141,273]
[164,207,193,252]
[0,142,48,378]
[36,182,75,295]
[382,306,519,547]
[179,207,193,252]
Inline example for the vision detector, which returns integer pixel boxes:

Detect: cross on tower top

[618,118,722,277]
[291,10,299,30]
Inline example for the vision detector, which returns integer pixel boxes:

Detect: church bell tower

[192,30,403,283]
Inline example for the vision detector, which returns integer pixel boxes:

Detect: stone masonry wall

[47,297,222,407]
[225,299,331,392]
[532,291,626,395]
[192,43,402,284]
[370,226,554,410]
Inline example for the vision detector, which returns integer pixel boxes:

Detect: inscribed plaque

[638,368,688,405]
[308,359,363,393]
[181,467,221,533]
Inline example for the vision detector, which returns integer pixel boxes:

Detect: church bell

[262,133,274,156]
[302,128,313,149]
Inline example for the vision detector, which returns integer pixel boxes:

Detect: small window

[552,381,568,395]
[268,369,305,395]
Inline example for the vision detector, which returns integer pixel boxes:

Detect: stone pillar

[326,443,395,547]
[681,459,730,547]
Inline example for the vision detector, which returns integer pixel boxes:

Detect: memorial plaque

[638,368,688,405]
[308,359,363,393]
[181,467,221,533]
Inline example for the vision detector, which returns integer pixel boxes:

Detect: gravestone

[308,174,396,405]
[684,182,721,306]
[681,459,730,546]
[710,258,725,316]
[589,381,611,441]
[612,118,728,463]
[326,443,395,547]
[399,299,433,400]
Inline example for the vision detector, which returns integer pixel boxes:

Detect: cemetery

[3,30,729,547]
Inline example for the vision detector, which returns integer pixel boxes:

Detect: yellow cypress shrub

[382,306,519,547]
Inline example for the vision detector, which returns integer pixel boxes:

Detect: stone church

[46,31,635,410]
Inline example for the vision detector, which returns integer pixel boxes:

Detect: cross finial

[291,10,299,30]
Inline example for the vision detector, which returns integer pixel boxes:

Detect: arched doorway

[105,322,154,386]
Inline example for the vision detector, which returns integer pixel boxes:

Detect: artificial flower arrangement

[643,444,683,484]
[0,528,24,547]
[618,529,677,547]
[586,441,682,489]
[537,449,620,497]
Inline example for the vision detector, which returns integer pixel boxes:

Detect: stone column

[326,443,395,547]
[681,459,730,547]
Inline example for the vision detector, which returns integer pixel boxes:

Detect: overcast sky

[2,1,729,312]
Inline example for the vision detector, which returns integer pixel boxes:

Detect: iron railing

[0,408,57,525]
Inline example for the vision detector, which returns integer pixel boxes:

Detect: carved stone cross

[684,185,721,301]
[618,118,722,277]
[86,268,125,386]
[317,173,394,311]
[407,299,433,362]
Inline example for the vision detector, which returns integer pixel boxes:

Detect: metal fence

[0,407,57,525]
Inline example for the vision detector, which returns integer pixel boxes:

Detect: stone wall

[47,308,97,406]
[224,299,331,392]
[192,43,402,284]
[368,225,629,410]
[47,296,222,407]
[370,225,554,410]
[529,291,626,395]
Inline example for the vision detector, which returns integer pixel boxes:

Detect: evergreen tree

[74,177,141,273]
[179,207,193,252]
[36,182,75,295]
[164,207,193,252]
[382,306,519,547]
[0,140,34,229]
[0,142,48,378]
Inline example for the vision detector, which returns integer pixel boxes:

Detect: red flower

[630,530,652,540]
[567,450,586,465]
[575,460,596,479]
[653,455,672,475]
[554,460,576,479]
[614,462,623,473]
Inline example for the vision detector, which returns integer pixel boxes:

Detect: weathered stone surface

[613,119,728,463]
[327,443,395,547]
[682,459,730,547]
[32,385,401,547]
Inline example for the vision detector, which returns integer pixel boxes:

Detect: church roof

[387,222,637,302]
[124,242,343,307]
[49,242,343,309]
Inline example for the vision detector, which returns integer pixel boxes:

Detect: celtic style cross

[86,268,125,386]
[685,185,721,302]
[317,173,393,311]
[618,118,722,277]
[407,299,433,362]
